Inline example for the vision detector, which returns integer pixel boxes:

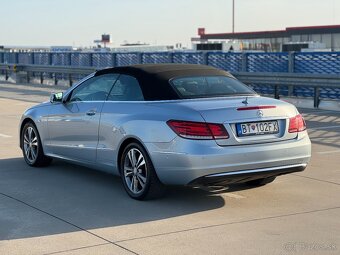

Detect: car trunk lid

[174,96,298,146]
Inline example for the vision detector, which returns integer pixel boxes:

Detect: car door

[96,74,145,169]
[47,73,119,162]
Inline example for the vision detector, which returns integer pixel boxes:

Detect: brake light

[237,106,276,111]
[167,120,229,140]
[288,114,306,133]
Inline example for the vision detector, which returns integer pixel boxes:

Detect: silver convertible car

[19,64,311,200]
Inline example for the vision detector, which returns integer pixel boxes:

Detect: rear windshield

[171,76,256,99]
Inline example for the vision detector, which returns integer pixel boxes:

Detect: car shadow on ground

[0,157,230,241]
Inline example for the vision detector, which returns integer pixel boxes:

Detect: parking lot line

[302,110,340,115]
[317,149,340,155]
[222,193,246,199]
[309,125,340,130]
[0,133,12,138]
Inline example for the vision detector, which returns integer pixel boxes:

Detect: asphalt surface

[0,82,339,255]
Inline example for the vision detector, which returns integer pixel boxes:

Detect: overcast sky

[1,0,339,47]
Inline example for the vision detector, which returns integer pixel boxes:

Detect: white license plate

[236,121,279,137]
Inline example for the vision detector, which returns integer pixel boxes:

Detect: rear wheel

[246,176,276,186]
[120,142,165,200]
[21,122,52,167]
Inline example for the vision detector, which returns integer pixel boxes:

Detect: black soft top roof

[95,64,232,100]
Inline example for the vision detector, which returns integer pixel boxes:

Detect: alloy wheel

[23,126,38,163]
[123,148,148,194]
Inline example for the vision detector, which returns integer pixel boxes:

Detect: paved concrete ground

[0,82,339,255]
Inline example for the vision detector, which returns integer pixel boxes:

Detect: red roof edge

[286,24,340,31]
[201,25,340,37]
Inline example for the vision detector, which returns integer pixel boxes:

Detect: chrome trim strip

[206,163,307,178]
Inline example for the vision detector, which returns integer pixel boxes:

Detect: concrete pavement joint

[0,192,139,255]
[114,206,340,244]
[292,174,340,186]
[42,243,110,255]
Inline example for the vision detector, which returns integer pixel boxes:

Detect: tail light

[167,120,229,140]
[288,114,306,133]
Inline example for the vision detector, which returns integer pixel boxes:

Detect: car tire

[120,142,165,200]
[21,122,52,167]
[246,176,276,186]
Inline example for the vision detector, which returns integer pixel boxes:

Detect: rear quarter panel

[96,101,204,172]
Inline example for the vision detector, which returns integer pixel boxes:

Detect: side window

[69,74,119,102]
[107,75,144,101]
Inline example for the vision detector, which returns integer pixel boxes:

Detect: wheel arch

[117,137,153,176]
[19,117,36,149]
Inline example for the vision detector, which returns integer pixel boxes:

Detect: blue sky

[1,0,339,47]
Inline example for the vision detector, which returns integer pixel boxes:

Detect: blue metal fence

[294,52,340,74]
[207,52,243,72]
[3,51,340,74]
[92,53,114,68]
[1,51,340,99]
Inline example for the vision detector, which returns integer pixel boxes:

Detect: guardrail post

[112,53,116,67]
[54,73,58,85]
[30,53,34,65]
[0,53,3,77]
[69,74,73,87]
[5,66,9,80]
[288,52,295,73]
[47,53,53,81]
[314,87,320,108]
[168,52,174,63]
[48,53,52,65]
[26,70,30,83]
[14,53,19,64]
[202,52,208,65]
[67,53,72,66]
[287,85,294,97]
[137,53,143,64]
[27,53,33,84]
[241,53,248,72]
[89,53,93,67]
[274,85,280,99]
[288,52,295,96]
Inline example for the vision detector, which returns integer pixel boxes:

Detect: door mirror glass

[50,92,64,103]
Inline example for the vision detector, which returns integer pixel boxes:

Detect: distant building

[50,46,74,52]
[192,25,340,52]
[111,44,174,52]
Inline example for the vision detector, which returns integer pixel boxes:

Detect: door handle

[86,110,96,116]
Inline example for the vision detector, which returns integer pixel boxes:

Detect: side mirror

[50,92,64,103]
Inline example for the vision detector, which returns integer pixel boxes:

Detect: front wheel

[21,122,52,167]
[120,142,165,200]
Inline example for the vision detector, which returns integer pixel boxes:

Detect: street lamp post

[232,0,235,33]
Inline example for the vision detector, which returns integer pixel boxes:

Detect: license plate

[236,121,279,137]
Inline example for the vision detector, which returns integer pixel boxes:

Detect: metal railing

[0,63,95,86]
[1,63,340,108]
[233,72,340,107]
[2,51,340,74]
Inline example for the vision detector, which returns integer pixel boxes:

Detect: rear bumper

[145,132,311,185]
[189,163,307,186]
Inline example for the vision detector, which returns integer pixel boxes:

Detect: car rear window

[170,76,256,99]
